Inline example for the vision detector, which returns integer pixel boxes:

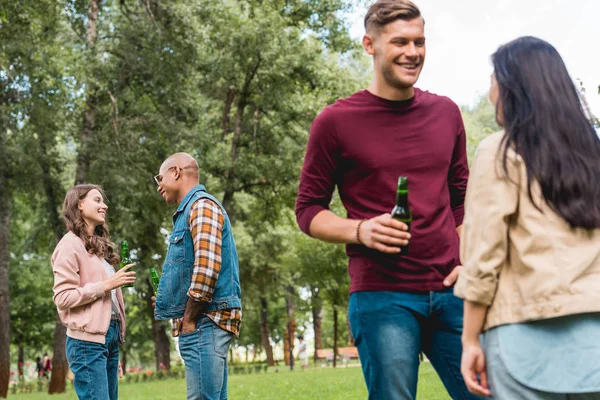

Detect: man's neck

[367,78,414,101]
[176,182,200,205]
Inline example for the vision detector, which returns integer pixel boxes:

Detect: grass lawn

[10,363,451,399]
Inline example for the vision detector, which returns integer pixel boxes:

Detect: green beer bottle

[150,267,160,296]
[391,176,412,254]
[120,240,134,288]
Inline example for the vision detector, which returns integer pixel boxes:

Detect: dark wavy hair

[492,36,600,229]
[61,184,119,265]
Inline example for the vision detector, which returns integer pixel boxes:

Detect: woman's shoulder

[54,231,86,254]
[477,131,505,153]
[477,131,521,163]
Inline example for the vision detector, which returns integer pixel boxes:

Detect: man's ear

[362,33,376,56]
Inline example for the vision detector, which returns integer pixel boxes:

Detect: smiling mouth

[396,62,419,70]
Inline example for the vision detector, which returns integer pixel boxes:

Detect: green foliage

[460,94,499,163]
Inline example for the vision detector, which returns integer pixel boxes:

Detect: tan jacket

[454,131,600,331]
[52,231,126,344]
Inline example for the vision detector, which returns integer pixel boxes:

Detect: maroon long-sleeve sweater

[296,89,469,293]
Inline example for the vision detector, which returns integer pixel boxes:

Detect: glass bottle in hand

[391,176,412,254]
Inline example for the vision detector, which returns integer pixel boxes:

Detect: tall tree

[0,108,12,398]
[74,0,100,184]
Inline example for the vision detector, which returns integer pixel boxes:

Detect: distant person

[36,357,43,379]
[42,353,51,379]
[297,336,309,371]
[456,36,600,399]
[52,184,134,400]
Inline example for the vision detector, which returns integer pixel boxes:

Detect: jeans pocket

[66,338,79,364]
[212,324,233,358]
[178,329,199,357]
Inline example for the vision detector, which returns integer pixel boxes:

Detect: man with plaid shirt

[152,152,242,400]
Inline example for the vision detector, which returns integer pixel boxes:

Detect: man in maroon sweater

[296,1,481,399]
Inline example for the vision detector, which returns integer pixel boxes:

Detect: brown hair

[364,0,422,33]
[62,184,119,266]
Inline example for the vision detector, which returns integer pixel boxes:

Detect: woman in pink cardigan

[52,184,136,400]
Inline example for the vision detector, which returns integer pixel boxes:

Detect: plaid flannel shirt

[172,198,242,337]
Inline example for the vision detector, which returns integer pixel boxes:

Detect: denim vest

[154,185,242,320]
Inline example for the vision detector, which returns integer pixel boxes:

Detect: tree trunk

[220,100,245,221]
[221,88,236,141]
[347,315,354,346]
[75,0,100,185]
[48,319,68,394]
[40,139,68,395]
[121,347,127,374]
[332,305,338,369]
[44,196,67,395]
[150,316,171,372]
[285,286,295,370]
[0,171,10,398]
[311,288,323,363]
[259,296,274,366]
[220,56,261,220]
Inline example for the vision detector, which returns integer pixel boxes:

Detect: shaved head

[161,152,198,171]
[160,152,199,180]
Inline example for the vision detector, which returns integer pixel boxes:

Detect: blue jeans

[178,316,234,400]
[66,320,120,400]
[348,289,484,400]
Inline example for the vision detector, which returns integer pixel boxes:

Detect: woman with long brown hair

[52,184,135,400]
[456,36,600,399]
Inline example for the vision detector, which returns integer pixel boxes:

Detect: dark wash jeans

[66,320,120,400]
[348,289,484,400]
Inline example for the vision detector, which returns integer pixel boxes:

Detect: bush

[156,370,167,380]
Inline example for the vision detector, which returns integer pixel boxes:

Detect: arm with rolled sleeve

[52,243,105,311]
[177,198,224,334]
[187,199,224,303]
[295,108,339,235]
[448,107,470,228]
[454,135,520,305]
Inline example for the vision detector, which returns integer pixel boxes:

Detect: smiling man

[295,1,477,399]
[152,152,242,400]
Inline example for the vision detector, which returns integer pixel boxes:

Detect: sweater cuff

[86,281,106,299]
[296,206,327,236]
[454,273,495,306]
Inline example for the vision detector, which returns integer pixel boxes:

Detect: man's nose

[405,42,418,57]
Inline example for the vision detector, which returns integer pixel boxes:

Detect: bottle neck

[395,190,409,207]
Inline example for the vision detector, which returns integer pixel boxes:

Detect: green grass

[10,363,451,399]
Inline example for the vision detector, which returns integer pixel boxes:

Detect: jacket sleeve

[454,135,520,305]
[52,240,105,311]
